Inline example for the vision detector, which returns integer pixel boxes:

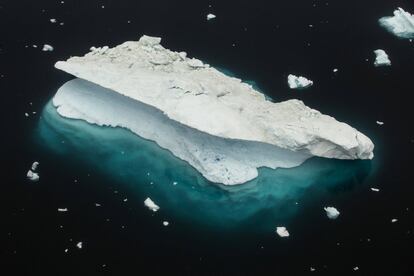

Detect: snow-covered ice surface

[287,74,313,89]
[144,197,160,212]
[324,206,340,219]
[276,226,290,237]
[379,8,414,39]
[374,49,391,67]
[53,35,374,184]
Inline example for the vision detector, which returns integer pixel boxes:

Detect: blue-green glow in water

[35,101,373,231]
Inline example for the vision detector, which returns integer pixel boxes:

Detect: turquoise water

[36,101,374,232]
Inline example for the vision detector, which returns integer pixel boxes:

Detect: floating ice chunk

[353,266,359,271]
[310,267,316,272]
[76,242,83,249]
[25,112,29,117]
[163,221,169,226]
[333,68,339,73]
[53,35,375,185]
[379,8,414,39]
[376,121,384,125]
[31,162,39,171]
[207,13,216,20]
[374,50,391,67]
[95,203,101,207]
[276,226,290,237]
[370,188,380,192]
[58,208,68,212]
[144,197,160,212]
[27,170,39,182]
[42,44,54,52]
[288,74,313,89]
[324,206,340,219]
[391,218,398,223]
[50,18,57,23]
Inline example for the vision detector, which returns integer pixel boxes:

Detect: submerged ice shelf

[52,35,374,185]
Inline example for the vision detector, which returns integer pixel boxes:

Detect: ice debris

[163,221,169,226]
[276,226,290,237]
[371,188,380,192]
[27,161,40,182]
[324,206,340,219]
[288,74,313,89]
[207,13,216,21]
[42,44,54,52]
[76,242,83,249]
[58,208,68,212]
[374,49,391,67]
[144,197,160,212]
[376,121,384,125]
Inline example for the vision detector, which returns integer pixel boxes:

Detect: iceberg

[379,8,414,39]
[373,49,391,67]
[42,44,54,52]
[287,74,313,89]
[27,161,40,182]
[324,206,340,219]
[52,35,374,185]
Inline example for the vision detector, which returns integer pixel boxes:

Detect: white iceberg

[163,221,169,226]
[379,8,414,39]
[324,206,340,219]
[287,74,313,89]
[374,49,391,67]
[52,35,374,185]
[207,13,216,20]
[276,226,290,237]
[376,121,384,125]
[76,241,83,249]
[370,188,380,192]
[58,208,68,212]
[42,44,54,52]
[31,161,39,171]
[144,197,160,212]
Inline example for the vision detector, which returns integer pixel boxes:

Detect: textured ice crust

[53,79,312,185]
[379,8,414,39]
[53,35,374,184]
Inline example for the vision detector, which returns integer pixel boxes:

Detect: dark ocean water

[2,0,414,275]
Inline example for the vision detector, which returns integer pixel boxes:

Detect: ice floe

[324,206,340,219]
[42,44,54,52]
[374,49,391,67]
[287,74,313,89]
[276,226,290,237]
[27,161,40,182]
[379,8,414,39]
[144,197,160,212]
[207,13,216,20]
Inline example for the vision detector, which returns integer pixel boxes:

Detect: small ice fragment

[144,197,160,212]
[163,221,169,226]
[333,68,339,72]
[374,49,391,67]
[376,121,384,125]
[353,266,359,271]
[276,226,290,237]
[95,203,101,207]
[310,267,316,272]
[287,74,313,89]
[64,248,68,253]
[370,187,380,192]
[324,206,340,219]
[391,218,398,223]
[50,18,57,23]
[31,161,39,171]
[58,208,68,212]
[207,13,216,20]
[76,242,83,249]
[25,113,29,117]
[42,44,54,52]
[27,170,39,182]
[123,198,128,202]
[172,181,178,185]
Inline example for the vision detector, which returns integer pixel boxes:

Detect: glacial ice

[52,35,374,185]
[287,74,313,89]
[42,44,54,52]
[374,50,391,67]
[324,206,340,219]
[144,197,160,212]
[379,8,414,39]
[276,226,290,237]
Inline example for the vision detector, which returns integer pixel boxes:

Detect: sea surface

[2,0,414,274]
